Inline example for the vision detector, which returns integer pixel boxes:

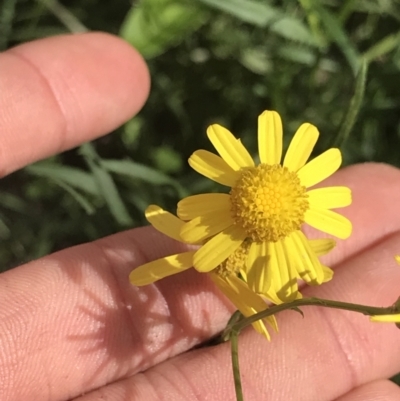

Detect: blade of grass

[0,192,30,214]
[0,217,11,239]
[102,159,188,197]
[26,163,100,196]
[37,0,88,33]
[80,143,133,226]
[334,58,368,147]
[338,0,357,23]
[312,2,360,74]
[362,31,400,63]
[51,178,96,215]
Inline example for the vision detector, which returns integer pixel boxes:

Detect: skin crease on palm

[0,32,400,401]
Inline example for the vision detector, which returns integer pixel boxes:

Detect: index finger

[0,32,150,176]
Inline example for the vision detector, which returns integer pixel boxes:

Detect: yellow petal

[253,240,301,305]
[246,241,271,294]
[308,238,336,257]
[286,231,325,285]
[246,241,295,305]
[272,240,298,302]
[321,265,334,282]
[261,286,283,306]
[239,267,248,282]
[305,207,352,239]
[307,186,352,209]
[283,123,319,172]
[297,148,342,188]
[180,209,234,243]
[370,314,400,323]
[210,272,277,337]
[226,275,278,333]
[193,225,246,273]
[129,251,196,286]
[395,255,400,265]
[189,150,240,187]
[258,110,283,165]
[207,124,255,170]
[177,193,231,220]
[145,205,185,242]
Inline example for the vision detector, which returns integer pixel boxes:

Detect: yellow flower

[177,110,352,303]
[130,205,277,338]
[130,110,351,338]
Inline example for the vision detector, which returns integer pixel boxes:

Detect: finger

[0,163,399,401]
[74,381,400,401]
[303,162,400,266]
[333,380,400,401]
[74,229,400,401]
[70,377,400,401]
[0,32,149,176]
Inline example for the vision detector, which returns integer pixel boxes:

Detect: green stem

[228,296,399,401]
[222,310,243,342]
[38,0,88,33]
[230,329,244,401]
[232,296,398,335]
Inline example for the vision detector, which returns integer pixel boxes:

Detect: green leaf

[80,143,133,226]
[362,31,400,63]
[51,179,96,215]
[26,163,99,196]
[338,0,358,23]
[334,58,368,147]
[312,3,360,74]
[297,0,327,46]
[277,45,316,65]
[199,0,318,46]
[0,215,10,240]
[120,0,208,58]
[199,0,273,27]
[290,306,304,318]
[151,147,183,174]
[0,0,17,50]
[102,159,187,197]
[0,192,29,214]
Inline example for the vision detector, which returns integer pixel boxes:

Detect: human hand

[1,33,400,401]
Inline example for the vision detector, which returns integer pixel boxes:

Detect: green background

[2,0,400,267]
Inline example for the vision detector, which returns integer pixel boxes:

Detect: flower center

[230,164,309,242]
[216,241,250,278]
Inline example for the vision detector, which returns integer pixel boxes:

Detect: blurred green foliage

[1,0,400,272]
